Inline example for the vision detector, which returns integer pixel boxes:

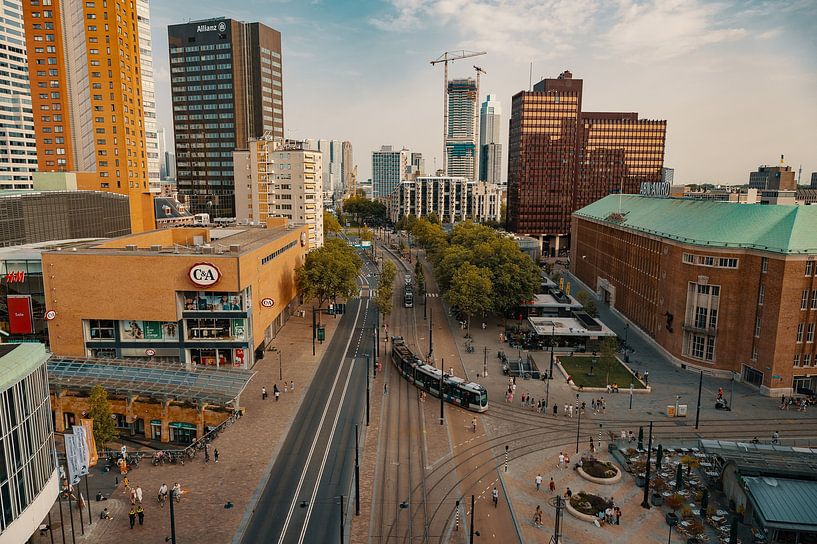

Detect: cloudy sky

[151,0,816,185]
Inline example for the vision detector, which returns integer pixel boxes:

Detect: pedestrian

[128,506,136,529]
[644,371,649,385]
[158,483,168,507]
[123,476,130,490]
[591,398,597,412]
[590,436,596,453]
[549,477,556,492]
[173,482,182,502]
[284,381,288,393]
[535,473,543,491]
[130,487,137,505]
[137,504,144,526]
[290,380,295,392]
[553,404,558,416]
[534,505,543,527]
[384,383,388,395]
[100,507,112,520]
[472,417,477,433]
[564,403,568,417]
[492,487,499,507]
[615,506,621,525]
[564,487,572,498]
[564,454,570,467]
[628,430,635,443]
[581,401,586,414]
[772,430,780,444]
[274,383,280,401]
[135,485,142,504]
[262,386,268,400]
[214,448,219,463]
[568,404,573,418]
[558,451,564,469]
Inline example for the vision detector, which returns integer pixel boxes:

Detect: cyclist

[158,483,168,507]
[492,487,499,507]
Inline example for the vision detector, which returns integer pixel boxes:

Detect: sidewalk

[31,306,342,544]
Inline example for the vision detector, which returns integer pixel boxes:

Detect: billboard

[7,295,33,334]
[80,419,98,467]
[122,320,179,340]
[65,426,90,484]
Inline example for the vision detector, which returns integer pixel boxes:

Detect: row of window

[682,253,739,269]
[800,289,817,310]
[793,353,815,367]
[170,43,231,53]
[796,323,816,343]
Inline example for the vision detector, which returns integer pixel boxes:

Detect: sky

[150,0,817,185]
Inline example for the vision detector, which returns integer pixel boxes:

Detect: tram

[390,336,488,412]
[403,285,414,308]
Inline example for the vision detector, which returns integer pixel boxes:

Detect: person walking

[772,430,780,444]
[535,474,543,491]
[553,404,558,416]
[563,403,568,417]
[384,383,388,395]
[568,404,573,418]
[135,485,142,504]
[590,436,596,453]
[214,448,219,463]
[549,477,556,493]
[558,452,565,469]
[273,384,280,401]
[644,371,649,385]
[284,381,288,393]
[128,507,136,529]
[615,506,621,525]
[492,487,499,507]
[472,417,477,433]
[534,505,543,527]
[564,487,573,498]
[262,386,268,400]
[290,380,295,392]
[136,504,144,526]
[173,483,182,502]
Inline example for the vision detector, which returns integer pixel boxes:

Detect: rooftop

[699,439,817,480]
[0,343,50,392]
[528,316,616,337]
[48,357,255,406]
[574,194,817,254]
[743,476,817,532]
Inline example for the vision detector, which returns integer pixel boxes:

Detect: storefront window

[186,318,245,340]
[88,320,115,340]
[182,292,243,312]
[89,348,116,358]
[190,347,246,368]
[120,320,179,341]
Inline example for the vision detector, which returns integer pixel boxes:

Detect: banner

[7,295,33,334]
[65,426,90,485]
[79,418,98,467]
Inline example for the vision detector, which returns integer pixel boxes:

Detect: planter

[565,498,599,524]
[578,465,622,485]
[636,475,646,487]
[666,512,680,526]
[651,493,664,506]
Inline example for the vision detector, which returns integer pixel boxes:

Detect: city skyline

[148,0,815,185]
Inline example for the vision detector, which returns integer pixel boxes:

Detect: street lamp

[666,513,678,544]
[624,323,629,350]
[728,371,735,411]
[575,401,582,454]
[549,323,555,380]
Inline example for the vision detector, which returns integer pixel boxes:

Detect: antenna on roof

[780,154,785,165]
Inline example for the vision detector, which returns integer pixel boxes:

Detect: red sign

[4,271,25,283]
[7,295,33,334]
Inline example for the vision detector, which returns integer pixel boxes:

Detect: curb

[564,497,599,524]
[497,469,526,544]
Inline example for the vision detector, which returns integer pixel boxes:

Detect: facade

[341,141,353,195]
[169,18,284,218]
[42,222,307,369]
[479,94,502,184]
[391,176,503,224]
[410,152,425,176]
[682,187,759,203]
[507,70,666,256]
[749,165,796,191]
[234,138,324,248]
[662,167,674,185]
[812,172,817,188]
[303,139,345,206]
[0,0,37,190]
[446,78,477,180]
[0,190,131,248]
[22,0,157,231]
[157,128,176,180]
[571,194,817,396]
[372,145,409,200]
[136,0,160,191]
[0,343,59,541]
[154,196,194,229]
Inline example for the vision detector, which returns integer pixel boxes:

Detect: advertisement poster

[144,321,163,339]
[65,426,90,485]
[123,320,178,340]
[79,418,98,467]
[123,320,146,339]
[232,320,245,339]
[7,295,33,334]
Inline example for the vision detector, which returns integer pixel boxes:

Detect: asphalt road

[240,258,379,544]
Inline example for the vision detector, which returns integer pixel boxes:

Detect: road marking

[276,298,365,544]
[298,299,370,544]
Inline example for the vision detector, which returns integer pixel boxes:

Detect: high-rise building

[391,176,503,224]
[446,78,477,180]
[811,172,817,188]
[23,0,158,231]
[157,128,176,180]
[234,138,324,248]
[410,152,425,176]
[0,0,37,190]
[662,167,675,185]
[372,145,409,200]
[169,18,283,219]
[507,70,666,256]
[341,141,353,192]
[749,165,797,191]
[479,95,502,184]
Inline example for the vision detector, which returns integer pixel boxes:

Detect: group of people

[780,395,813,412]
[262,381,295,401]
[598,504,623,527]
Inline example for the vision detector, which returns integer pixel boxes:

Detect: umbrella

[675,464,684,490]
[638,426,644,451]
[700,488,709,517]
[656,444,664,471]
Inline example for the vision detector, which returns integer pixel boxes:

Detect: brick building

[571,195,817,396]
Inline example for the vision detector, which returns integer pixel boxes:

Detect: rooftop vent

[150,244,162,252]
[201,245,214,254]
[125,244,137,251]
[229,244,241,253]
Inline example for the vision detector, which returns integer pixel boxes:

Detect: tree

[342,196,388,227]
[374,260,397,320]
[680,454,700,478]
[445,263,492,333]
[88,385,118,450]
[601,336,618,386]
[576,291,598,317]
[426,211,440,225]
[323,211,341,234]
[296,239,362,314]
[360,226,373,242]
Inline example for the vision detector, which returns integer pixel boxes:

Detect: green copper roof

[574,195,817,254]
[0,343,49,392]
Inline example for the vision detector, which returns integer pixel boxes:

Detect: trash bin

[667,405,676,417]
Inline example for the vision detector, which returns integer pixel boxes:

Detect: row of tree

[296,238,363,311]
[407,219,541,329]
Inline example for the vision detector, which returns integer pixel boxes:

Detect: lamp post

[629,382,633,410]
[695,370,703,429]
[624,323,629,350]
[365,355,370,426]
[728,371,735,412]
[355,425,360,516]
[168,486,178,544]
[504,445,509,472]
[278,350,283,381]
[549,323,555,380]
[483,346,488,378]
[641,421,654,509]
[575,403,582,454]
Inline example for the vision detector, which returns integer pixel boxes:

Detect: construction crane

[473,65,487,182]
[430,50,486,175]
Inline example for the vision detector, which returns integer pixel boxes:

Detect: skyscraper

[410,153,425,176]
[372,145,409,200]
[507,70,666,256]
[0,0,37,190]
[445,78,477,180]
[168,18,283,218]
[341,141,354,192]
[23,0,158,231]
[479,94,502,184]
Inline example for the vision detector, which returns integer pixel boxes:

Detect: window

[807,261,814,276]
[803,290,810,310]
[797,323,804,343]
[758,285,765,306]
[683,253,694,264]
[752,345,758,361]
[88,319,115,339]
[761,257,768,273]
[755,316,761,338]
[809,323,815,343]
[805,353,812,367]
[695,307,708,329]
[812,290,817,310]
[706,338,716,361]
[692,335,705,359]
[718,258,738,268]
[709,309,718,329]
[794,353,800,367]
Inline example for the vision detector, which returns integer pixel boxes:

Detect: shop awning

[48,356,255,406]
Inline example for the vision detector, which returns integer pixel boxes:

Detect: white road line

[298,299,370,543]
[276,298,365,544]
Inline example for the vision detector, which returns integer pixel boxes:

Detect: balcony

[683,323,717,336]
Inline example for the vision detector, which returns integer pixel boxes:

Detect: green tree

[426,211,440,225]
[296,239,362,315]
[323,211,341,234]
[374,259,397,320]
[360,226,373,242]
[445,262,493,333]
[341,196,388,226]
[576,291,599,317]
[88,385,118,450]
[601,336,618,386]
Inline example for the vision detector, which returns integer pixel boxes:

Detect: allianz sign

[639,181,670,197]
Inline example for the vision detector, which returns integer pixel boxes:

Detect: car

[404,274,412,285]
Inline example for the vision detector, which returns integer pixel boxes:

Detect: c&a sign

[188,263,221,288]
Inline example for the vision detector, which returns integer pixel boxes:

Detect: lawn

[559,356,646,389]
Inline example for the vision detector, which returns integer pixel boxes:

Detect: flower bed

[577,457,622,484]
[570,492,613,517]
